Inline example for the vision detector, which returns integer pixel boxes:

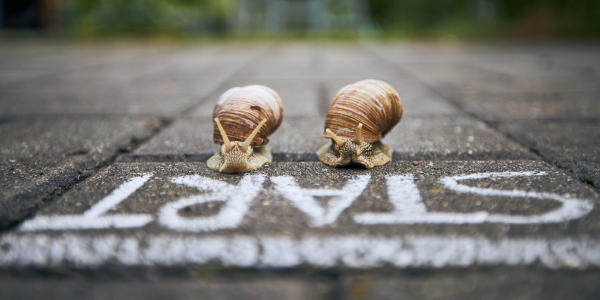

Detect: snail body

[317,79,402,168]
[207,85,284,173]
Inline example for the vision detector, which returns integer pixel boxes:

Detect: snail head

[214,118,266,173]
[325,123,377,168]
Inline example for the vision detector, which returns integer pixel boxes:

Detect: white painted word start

[19,171,594,232]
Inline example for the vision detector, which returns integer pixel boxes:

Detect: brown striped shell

[213,85,284,147]
[323,79,402,143]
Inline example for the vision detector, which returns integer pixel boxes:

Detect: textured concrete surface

[0,275,334,300]
[13,161,598,238]
[1,40,600,299]
[0,116,157,229]
[340,268,600,300]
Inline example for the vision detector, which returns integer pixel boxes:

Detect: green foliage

[369,0,600,37]
[57,0,600,37]
[60,0,234,36]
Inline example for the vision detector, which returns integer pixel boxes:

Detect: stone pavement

[0,40,599,299]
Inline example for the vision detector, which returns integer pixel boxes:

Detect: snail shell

[317,79,402,168]
[208,85,284,173]
[213,85,284,147]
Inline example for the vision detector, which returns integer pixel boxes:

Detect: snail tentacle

[214,118,232,151]
[326,128,345,147]
[353,123,363,144]
[241,119,267,153]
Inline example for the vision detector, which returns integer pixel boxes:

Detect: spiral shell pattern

[323,79,402,143]
[213,85,284,147]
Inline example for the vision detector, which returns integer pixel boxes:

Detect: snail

[317,79,402,168]
[207,85,284,173]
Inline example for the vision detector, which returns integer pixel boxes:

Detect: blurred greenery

[59,0,234,37]
[53,0,600,38]
[370,0,600,38]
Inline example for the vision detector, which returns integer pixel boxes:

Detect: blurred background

[1,0,599,39]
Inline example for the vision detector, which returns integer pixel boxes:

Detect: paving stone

[501,119,600,188]
[133,117,219,157]
[0,45,265,117]
[502,120,600,163]
[0,90,206,117]
[232,44,401,81]
[0,276,333,300]
[369,45,600,94]
[0,157,89,229]
[231,45,322,80]
[0,116,157,228]
[0,116,156,159]
[437,88,600,121]
[386,115,534,160]
[2,74,224,95]
[340,269,600,300]
[0,69,62,86]
[315,49,401,80]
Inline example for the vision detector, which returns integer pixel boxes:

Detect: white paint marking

[1,234,599,269]
[19,174,154,231]
[355,172,594,225]
[158,174,266,232]
[441,171,594,223]
[271,175,371,227]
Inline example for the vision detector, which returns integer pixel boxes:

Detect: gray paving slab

[0,69,63,86]
[368,44,600,94]
[501,119,600,188]
[232,44,401,81]
[0,116,157,228]
[1,73,225,95]
[133,117,219,157]
[2,161,598,270]
[0,278,332,300]
[0,45,265,117]
[386,115,534,160]
[0,90,207,117]
[437,88,600,121]
[51,46,260,81]
[340,269,600,300]
[0,157,90,229]
[231,45,322,80]
[0,276,333,300]
[501,120,600,163]
[0,116,156,159]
